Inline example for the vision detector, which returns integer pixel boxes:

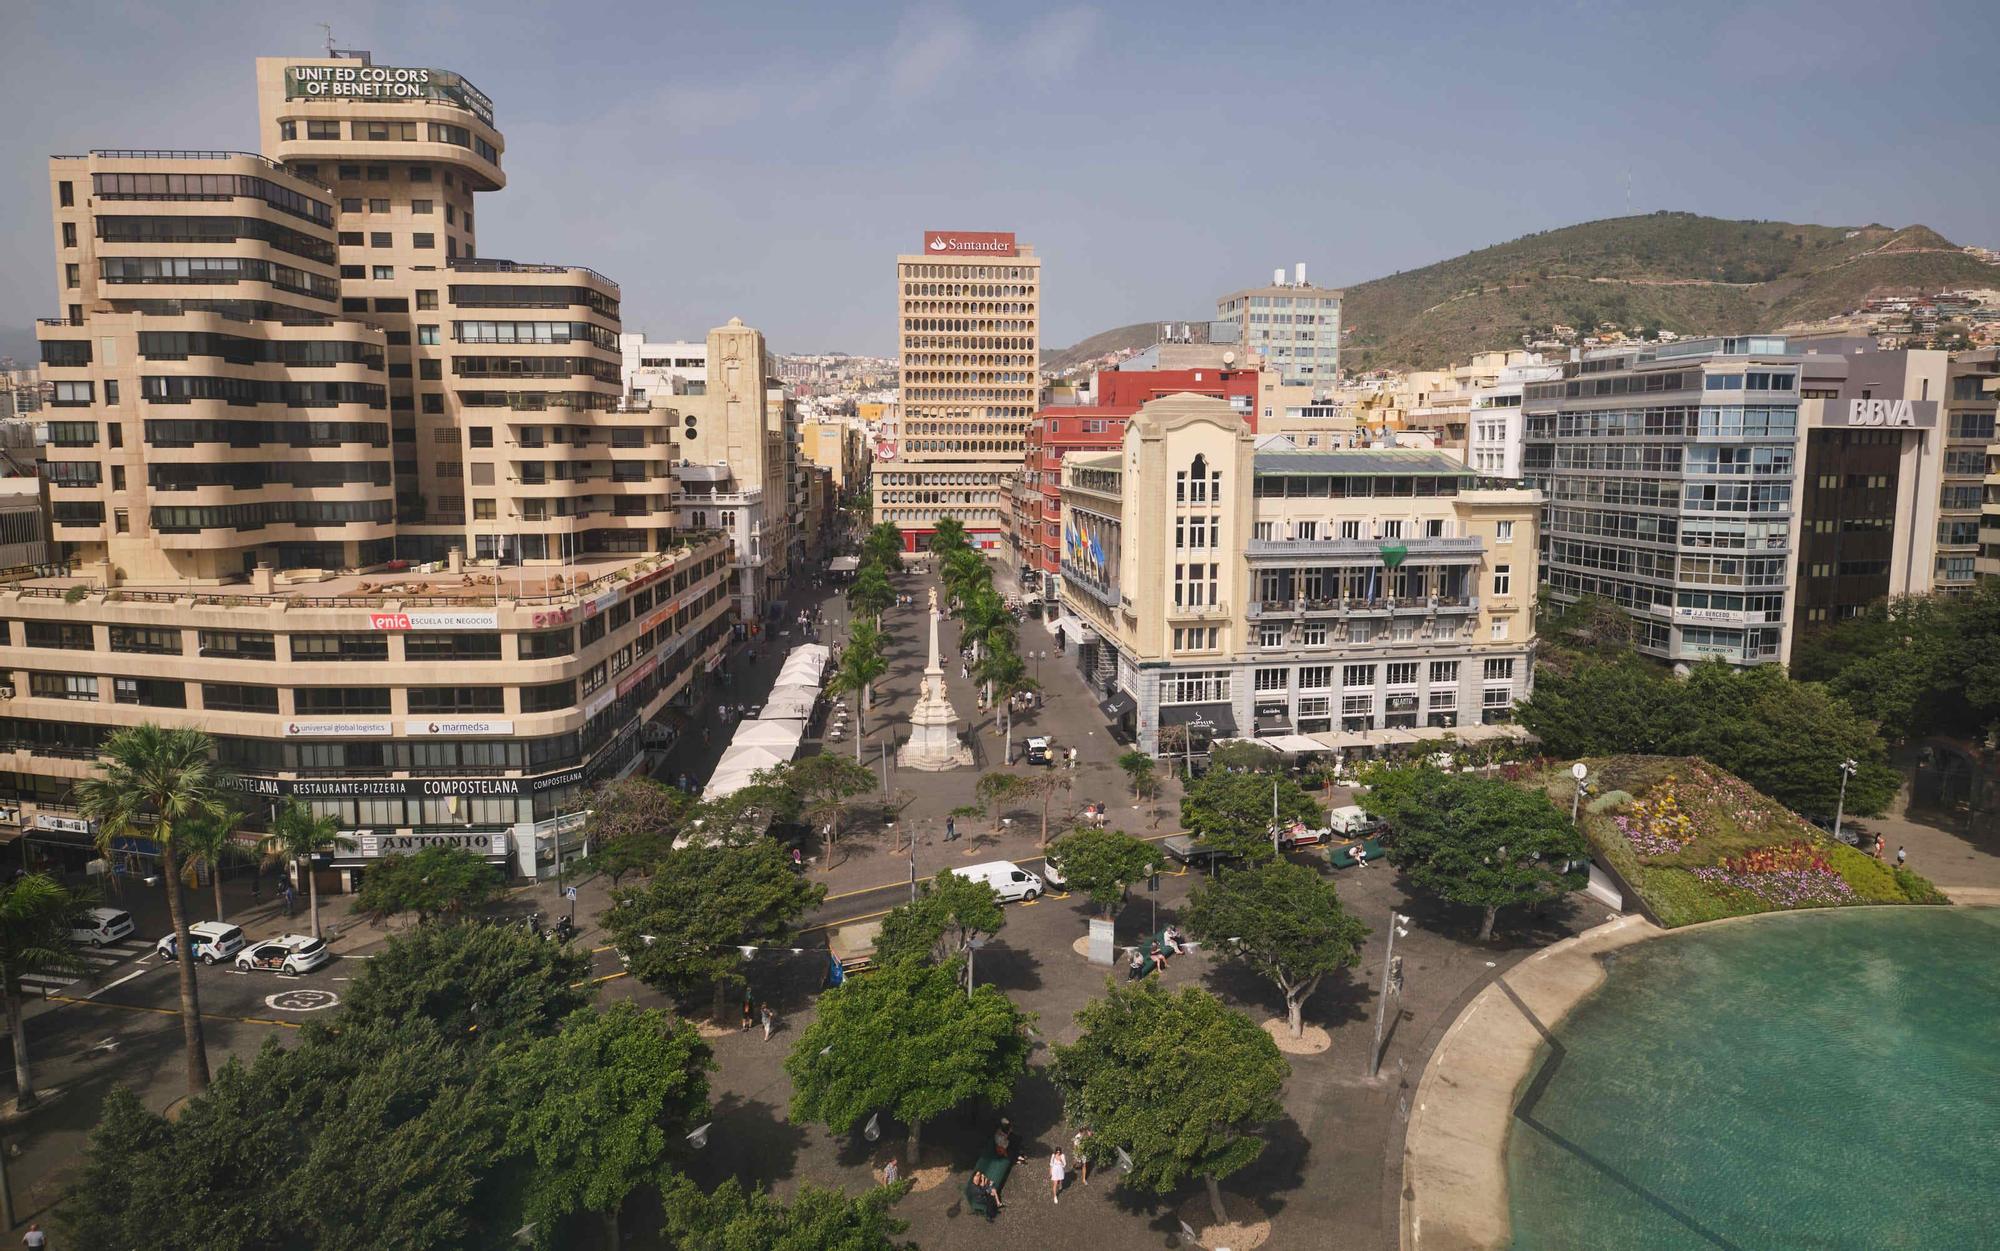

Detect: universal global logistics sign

[284,64,495,126]
[923,231,1017,256]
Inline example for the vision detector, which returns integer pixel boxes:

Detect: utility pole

[1368,911,1411,1079]
[1833,758,1858,843]
[907,823,917,904]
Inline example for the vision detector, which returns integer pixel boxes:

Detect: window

[58,180,74,207]
[418,325,440,345]
[1496,520,1514,543]
[404,633,503,662]
[1159,670,1230,704]
[199,629,274,660]
[365,166,389,181]
[412,199,434,215]
[421,393,443,414]
[295,687,391,715]
[113,677,186,708]
[416,289,438,310]
[24,621,93,650]
[65,263,79,288]
[519,629,575,659]
[290,633,389,662]
[51,381,94,406]
[1490,620,1509,641]
[341,197,362,212]
[419,359,442,380]
[338,231,363,246]
[408,686,505,714]
[1429,660,1458,685]
[473,499,496,520]
[1492,564,1511,596]
[1258,625,1283,649]
[1385,662,1418,686]
[201,683,278,713]
[410,166,432,182]
[61,221,77,247]
[307,120,341,140]
[368,198,389,213]
[30,672,97,701]
[109,626,181,655]
[1254,668,1288,692]
[521,680,577,713]
[413,232,436,249]
[1483,658,1514,682]
[468,425,492,447]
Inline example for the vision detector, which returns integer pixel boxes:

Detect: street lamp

[1569,760,1589,824]
[1368,911,1412,1079]
[1833,758,1858,844]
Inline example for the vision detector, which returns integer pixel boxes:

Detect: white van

[949,860,1044,903]
[1327,805,1386,838]
[156,921,246,965]
[72,907,135,946]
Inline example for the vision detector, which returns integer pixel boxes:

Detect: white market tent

[731,720,805,752]
[761,684,819,721]
[700,743,792,801]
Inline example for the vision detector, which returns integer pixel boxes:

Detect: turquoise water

[1507,908,2000,1251]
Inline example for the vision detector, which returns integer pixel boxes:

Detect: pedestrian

[1072,1128,1094,1184]
[678,772,691,792]
[792,846,805,872]
[1068,746,1079,770]
[1896,845,1908,867]
[1049,1148,1067,1203]
[281,882,295,917]
[760,1001,775,1041]
[945,815,957,842]
[882,1157,899,1186]
[23,1223,46,1250]
[1873,834,1886,860]
[994,1117,1013,1156]
[741,992,755,1031]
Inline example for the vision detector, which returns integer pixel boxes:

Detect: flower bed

[1689,841,1856,908]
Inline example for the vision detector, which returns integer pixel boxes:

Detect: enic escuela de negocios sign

[283,64,495,126]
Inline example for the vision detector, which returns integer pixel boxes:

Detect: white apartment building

[1467,357,1562,478]
[619,334,707,404]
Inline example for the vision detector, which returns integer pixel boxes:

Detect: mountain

[1045,212,1998,373]
[1042,321,1159,372]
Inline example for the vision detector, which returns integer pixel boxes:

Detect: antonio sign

[922,231,1017,257]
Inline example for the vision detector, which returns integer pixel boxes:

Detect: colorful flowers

[1691,840,1855,908]
[1615,778,1700,857]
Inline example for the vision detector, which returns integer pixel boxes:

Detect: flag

[1088,535,1104,566]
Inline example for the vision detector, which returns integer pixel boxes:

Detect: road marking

[85,969,151,999]
[45,995,302,1028]
[591,944,616,954]
[800,906,894,935]
[589,971,628,985]
[266,988,340,1012]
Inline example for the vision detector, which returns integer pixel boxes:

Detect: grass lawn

[1522,755,1948,928]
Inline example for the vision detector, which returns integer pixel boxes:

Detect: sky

[3,0,1998,358]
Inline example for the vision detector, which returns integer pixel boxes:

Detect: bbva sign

[1841,398,1935,428]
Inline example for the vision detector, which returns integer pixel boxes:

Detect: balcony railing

[1247,595,1479,619]
[1246,535,1484,561]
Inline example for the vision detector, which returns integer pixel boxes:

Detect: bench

[965,1152,1015,1217]
[1329,837,1386,869]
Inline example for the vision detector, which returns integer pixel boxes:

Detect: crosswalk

[19,937,155,996]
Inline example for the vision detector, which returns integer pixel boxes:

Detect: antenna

[1625,169,1633,216]
[320,23,335,55]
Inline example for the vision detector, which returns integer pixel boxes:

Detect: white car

[72,906,135,946]
[155,921,245,965]
[234,934,331,976]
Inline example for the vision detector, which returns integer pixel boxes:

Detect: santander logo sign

[923,230,1017,257]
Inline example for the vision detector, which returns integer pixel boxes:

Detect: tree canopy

[1180,768,1321,862]
[1051,979,1288,1224]
[585,777,691,883]
[1789,581,2000,744]
[341,921,592,1045]
[660,1176,914,1251]
[1181,860,1368,1037]
[1046,827,1157,918]
[1366,767,1589,939]
[873,868,1005,966]
[354,844,502,926]
[786,956,1032,1165]
[1518,657,1899,819]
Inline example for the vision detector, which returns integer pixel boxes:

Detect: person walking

[760,1001,775,1041]
[23,1223,47,1249]
[882,1158,899,1186]
[1072,1128,1094,1185]
[1873,834,1886,860]
[281,882,296,917]
[1896,845,1908,867]
[1049,1148,1067,1203]
[945,815,957,842]
[741,992,755,1032]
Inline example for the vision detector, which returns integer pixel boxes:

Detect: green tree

[787,957,1031,1165]
[1367,767,1588,940]
[972,771,1036,838]
[1046,827,1156,918]
[75,722,236,1095]
[849,564,895,624]
[603,838,825,1021]
[928,516,968,555]
[830,617,889,762]
[940,548,991,614]
[341,920,591,1044]
[503,1002,714,1247]
[1181,860,1369,1038]
[862,522,905,573]
[1671,662,1900,819]
[258,797,358,937]
[873,868,1005,967]
[0,873,87,1110]
[659,1176,914,1251]
[977,638,1035,762]
[354,844,501,927]
[977,768,1069,847]
[1180,768,1320,863]
[1117,749,1161,801]
[1515,653,1682,758]
[781,751,878,864]
[1052,980,1289,1225]
[175,807,243,923]
[584,776,691,883]
[1208,740,1286,773]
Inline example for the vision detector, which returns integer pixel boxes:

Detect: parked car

[1327,804,1388,838]
[1160,834,1237,869]
[71,906,134,947]
[233,934,331,976]
[155,921,246,965]
[1024,737,1054,766]
[949,860,1044,902]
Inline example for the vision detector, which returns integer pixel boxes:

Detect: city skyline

[4,0,1999,358]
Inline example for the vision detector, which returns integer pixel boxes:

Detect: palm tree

[829,620,888,762]
[850,564,894,623]
[941,549,989,612]
[75,723,234,1095]
[0,874,87,1111]
[928,517,969,556]
[259,798,357,939]
[979,642,1036,764]
[176,809,244,922]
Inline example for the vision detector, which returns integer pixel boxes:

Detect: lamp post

[1368,911,1411,1079]
[1569,760,1589,824]
[1833,758,1858,844]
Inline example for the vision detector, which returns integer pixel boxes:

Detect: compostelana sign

[922,231,1017,257]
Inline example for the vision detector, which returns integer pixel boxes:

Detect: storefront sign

[532,768,586,792]
[1674,606,1748,625]
[922,230,1018,257]
[285,719,393,737]
[1386,694,1419,714]
[358,830,508,858]
[529,606,574,628]
[583,687,617,719]
[369,610,500,631]
[35,813,91,835]
[284,64,495,126]
[616,655,659,698]
[403,719,514,736]
[583,588,620,618]
[293,778,410,798]
[1828,398,1936,429]
[227,776,283,797]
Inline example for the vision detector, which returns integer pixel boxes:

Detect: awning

[1268,733,1334,756]
[730,721,804,752]
[1159,703,1237,740]
[1099,691,1137,719]
[1254,707,1292,735]
[828,556,861,573]
[761,685,819,721]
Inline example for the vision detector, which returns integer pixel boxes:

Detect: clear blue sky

[4,0,1997,357]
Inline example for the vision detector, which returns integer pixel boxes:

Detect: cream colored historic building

[1058,394,1538,756]
[872,231,1039,549]
[13,52,729,881]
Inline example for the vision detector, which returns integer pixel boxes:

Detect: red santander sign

[923,230,1016,257]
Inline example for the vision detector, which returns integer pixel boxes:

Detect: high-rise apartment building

[872,231,1039,550]
[1215,264,1342,385]
[11,53,731,884]
[1940,348,1999,590]
[1059,395,1536,757]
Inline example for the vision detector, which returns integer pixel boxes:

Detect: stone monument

[898,586,972,770]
